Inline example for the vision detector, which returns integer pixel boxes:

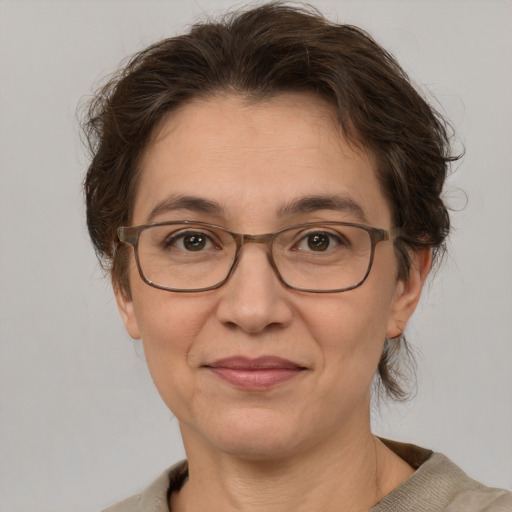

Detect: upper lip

[205,356,306,370]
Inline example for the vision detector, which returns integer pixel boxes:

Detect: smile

[204,356,307,390]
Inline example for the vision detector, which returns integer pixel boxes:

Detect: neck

[171,424,413,512]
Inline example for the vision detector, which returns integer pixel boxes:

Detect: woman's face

[116,93,427,460]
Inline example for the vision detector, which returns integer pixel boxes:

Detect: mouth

[204,356,307,391]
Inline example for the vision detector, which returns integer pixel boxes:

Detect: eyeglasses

[117,221,400,293]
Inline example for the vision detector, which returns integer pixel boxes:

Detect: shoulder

[100,461,188,512]
[373,441,512,512]
[418,453,512,511]
[101,494,139,512]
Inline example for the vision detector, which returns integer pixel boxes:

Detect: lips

[204,356,306,390]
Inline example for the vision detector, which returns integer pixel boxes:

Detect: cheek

[130,288,215,405]
[127,249,210,355]
[303,279,397,370]
[134,291,211,353]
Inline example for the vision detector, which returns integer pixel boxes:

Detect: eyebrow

[146,193,368,224]
[277,194,369,223]
[147,195,224,223]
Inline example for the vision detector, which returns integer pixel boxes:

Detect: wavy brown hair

[83,2,458,400]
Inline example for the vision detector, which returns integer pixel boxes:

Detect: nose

[215,244,294,334]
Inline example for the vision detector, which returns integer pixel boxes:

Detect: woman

[83,4,512,511]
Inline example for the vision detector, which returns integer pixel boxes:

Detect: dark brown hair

[83,2,457,400]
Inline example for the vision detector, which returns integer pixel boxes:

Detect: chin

[191,407,310,461]
[216,434,304,462]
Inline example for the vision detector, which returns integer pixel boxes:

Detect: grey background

[0,0,511,510]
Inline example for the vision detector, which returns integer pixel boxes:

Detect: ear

[386,248,432,339]
[113,284,142,340]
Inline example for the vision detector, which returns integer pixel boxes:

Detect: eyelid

[293,225,349,238]
[161,227,211,245]
[173,226,232,247]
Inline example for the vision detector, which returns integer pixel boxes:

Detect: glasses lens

[272,224,373,291]
[137,223,236,290]
[134,222,374,292]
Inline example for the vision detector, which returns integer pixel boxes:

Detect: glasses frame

[118,220,400,293]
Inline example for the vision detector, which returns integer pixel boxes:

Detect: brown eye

[307,233,330,251]
[162,230,214,252]
[183,233,207,251]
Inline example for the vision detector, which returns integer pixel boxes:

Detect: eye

[294,231,346,252]
[183,233,208,251]
[163,230,217,252]
[306,233,331,251]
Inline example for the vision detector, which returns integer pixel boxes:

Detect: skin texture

[115,93,431,511]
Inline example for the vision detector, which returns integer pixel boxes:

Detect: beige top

[102,440,512,512]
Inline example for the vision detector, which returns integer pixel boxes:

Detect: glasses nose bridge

[234,231,276,258]
[230,231,279,276]
[239,232,274,246]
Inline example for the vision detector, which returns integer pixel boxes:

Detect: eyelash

[162,230,219,251]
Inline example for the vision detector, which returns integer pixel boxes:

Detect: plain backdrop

[0,0,511,510]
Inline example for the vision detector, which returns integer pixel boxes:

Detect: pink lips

[205,356,306,390]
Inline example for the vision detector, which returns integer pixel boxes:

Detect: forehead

[134,93,391,229]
